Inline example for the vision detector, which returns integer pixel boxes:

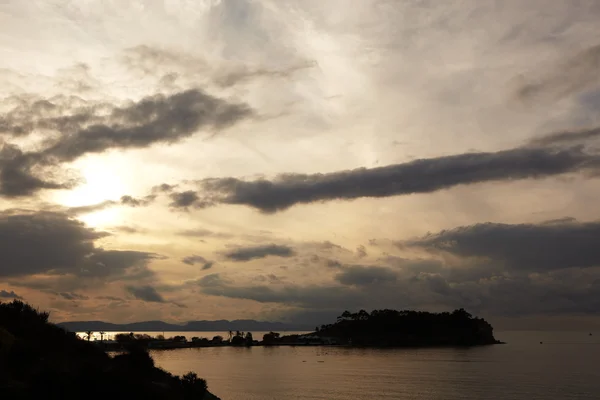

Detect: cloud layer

[222,244,296,261]
[0,89,253,197]
[166,129,600,212]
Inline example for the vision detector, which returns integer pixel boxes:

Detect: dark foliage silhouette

[316,308,500,346]
[0,300,218,399]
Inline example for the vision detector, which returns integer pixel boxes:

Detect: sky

[1,0,600,329]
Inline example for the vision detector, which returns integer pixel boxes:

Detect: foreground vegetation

[0,300,218,399]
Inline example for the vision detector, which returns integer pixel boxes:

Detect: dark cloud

[169,190,208,209]
[201,281,363,309]
[96,295,124,301]
[168,143,600,213]
[126,285,165,303]
[0,88,252,198]
[516,43,600,103]
[111,225,145,234]
[222,244,295,261]
[0,290,22,300]
[356,245,367,258]
[0,143,75,197]
[177,228,233,239]
[196,273,226,288]
[405,219,600,272]
[120,195,155,207]
[66,195,154,216]
[253,274,284,284]
[181,255,214,270]
[335,265,398,286]
[56,292,89,301]
[152,183,177,193]
[0,210,157,283]
[528,126,600,147]
[66,200,115,216]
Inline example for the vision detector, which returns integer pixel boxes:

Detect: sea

[80,330,600,399]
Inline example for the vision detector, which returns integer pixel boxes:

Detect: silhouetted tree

[0,299,215,399]
[262,331,280,344]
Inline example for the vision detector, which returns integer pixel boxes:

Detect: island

[68,308,501,351]
[0,300,220,399]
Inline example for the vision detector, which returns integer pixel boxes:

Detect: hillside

[0,300,220,399]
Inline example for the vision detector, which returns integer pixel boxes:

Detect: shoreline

[97,340,505,351]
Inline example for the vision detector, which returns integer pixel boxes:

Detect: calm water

[145,331,600,400]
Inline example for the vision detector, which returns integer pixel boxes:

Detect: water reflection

[151,331,600,400]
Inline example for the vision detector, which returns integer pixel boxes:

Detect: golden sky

[1,0,600,328]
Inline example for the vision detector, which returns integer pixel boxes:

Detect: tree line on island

[80,308,501,349]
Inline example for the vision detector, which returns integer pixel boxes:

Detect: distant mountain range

[57,319,312,332]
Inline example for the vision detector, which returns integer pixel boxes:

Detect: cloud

[169,190,204,209]
[56,292,89,301]
[0,210,157,284]
[356,245,367,258]
[122,45,313,88]
[0,290,22,300]
[0,89,252,197]
[0,143,76,197]
[335,265,398,286]
[222,244,295,261]
[177,228,232,239]
[126,285,165,303]
[96,296,124,302]
[66,195,155,216]
[196,273,226,288]
[181,255,213,270]
[405,219,600,272]
[528,126,600,147]
[516,43,600,104]
[200,281,363,309]
[166,138,600,213]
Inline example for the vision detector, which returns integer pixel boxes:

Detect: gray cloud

[222,244,295,261]
[177,228,233,239]
[56,292,89,301]
[528,126,600,147]
[66,195,155,216]
[0,88,252,198]
[122,45,313,88]
[356,245,367,258]
[39,89,252,162]
[167,139,600,213]
[201,281,364,309]
[181,255,214,270]
[169,190,205,209]
[335,265,398,286]
[516,43,600,103]
[0,210,157,282]
[96,295,124,301]
[405,219,600,272]
[196,273,226,288]
[0,290,22,300]
[126,285,165,303]
[0,143,75,197]
[198,265,600,317]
